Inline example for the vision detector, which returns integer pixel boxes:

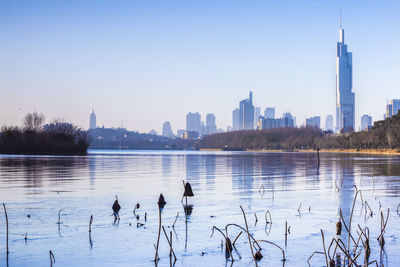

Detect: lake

[0,150,400,266]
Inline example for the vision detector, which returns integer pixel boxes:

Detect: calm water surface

[0,150,400,266]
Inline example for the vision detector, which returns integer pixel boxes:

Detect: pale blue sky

[1,0,399,133]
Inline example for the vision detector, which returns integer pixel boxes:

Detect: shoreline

[200,148,400,155]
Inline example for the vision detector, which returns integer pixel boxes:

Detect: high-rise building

[206,113,217,135]
[361,115,372,131]
[391,99,400,116]
[232,109,240,131]
[282,112,295,128]
[89,109,97,129]
[325,115,334,132]
[386,104,393,118]
[306,116,321,129]
[264,107,275,119]
[186,112,201,135]
[254,107,261,128]
[239,91,254,130]
[336,16,355,132]
[387,99,400,118]
[162,121,174,138]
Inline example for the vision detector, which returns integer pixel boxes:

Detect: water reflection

[1,151,400,266]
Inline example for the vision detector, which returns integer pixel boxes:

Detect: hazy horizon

[1,0,400,134]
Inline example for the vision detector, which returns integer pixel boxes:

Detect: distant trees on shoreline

[0,112,89,155]
[200,112,400,151]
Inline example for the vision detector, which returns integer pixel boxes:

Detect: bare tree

[23,112,45,131]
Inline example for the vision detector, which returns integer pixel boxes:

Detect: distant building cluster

[87,18,399,138]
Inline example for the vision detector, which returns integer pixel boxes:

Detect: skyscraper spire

[339,9,342,29]
[339,10,344,43]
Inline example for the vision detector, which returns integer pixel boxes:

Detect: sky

[1,0,400,133]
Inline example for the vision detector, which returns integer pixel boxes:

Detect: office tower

[306,116,321,129]
[386,103,393,118]
[281,112,295,128]
[232,109,240,130]
[239,91,254,130]
[361,115,372,131]
[264,107,275,119]
[336,16,355,132]
[254,107,261,128]
[385,99,400,119]
[325,115,334,132]
[186,112,201,135]
[206,113,217,135]
[89,109,97,129]
[162,121,174,138]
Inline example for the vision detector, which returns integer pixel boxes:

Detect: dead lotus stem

[254,212,258,226]
[232,231,242,246]
[396,203,400,215]
[255,239,286,262]
[49,250,55,267]
[307,251,324,266]
[298,202,302,213]
[162,226,177,263]
[89,215,93,232]
[347,189,359,251]
[339,209,357,247]
[320,229,329,267]
[377,208,389,245]
[225,223,262,251]
[284,221,287,244]
[364,201,373,218]
[239,206,258,266]
[327,238,338,260]
[210,226,234,261]
[154,206,162,263]
[3,203,9,254]
[172,212,179,228]
[333,238,358,266]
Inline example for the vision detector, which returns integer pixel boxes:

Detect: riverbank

[200,148,400,155]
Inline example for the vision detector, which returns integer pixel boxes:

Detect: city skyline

[1,1,400,133]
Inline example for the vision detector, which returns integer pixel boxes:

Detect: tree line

[200,112,400,150]
[0,112,89,155]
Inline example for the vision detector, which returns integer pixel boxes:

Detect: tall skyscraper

[89,109,97,129]
[206,113,217,135]
[336,16,355,132]
[264,107,275,119]
[186,112,201,135]
[325,115,334,132]
[162,121,174,138]
[232,109,240,130]
[239,91,254,130]
[361,115,372,131]
[306,116,321,129]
